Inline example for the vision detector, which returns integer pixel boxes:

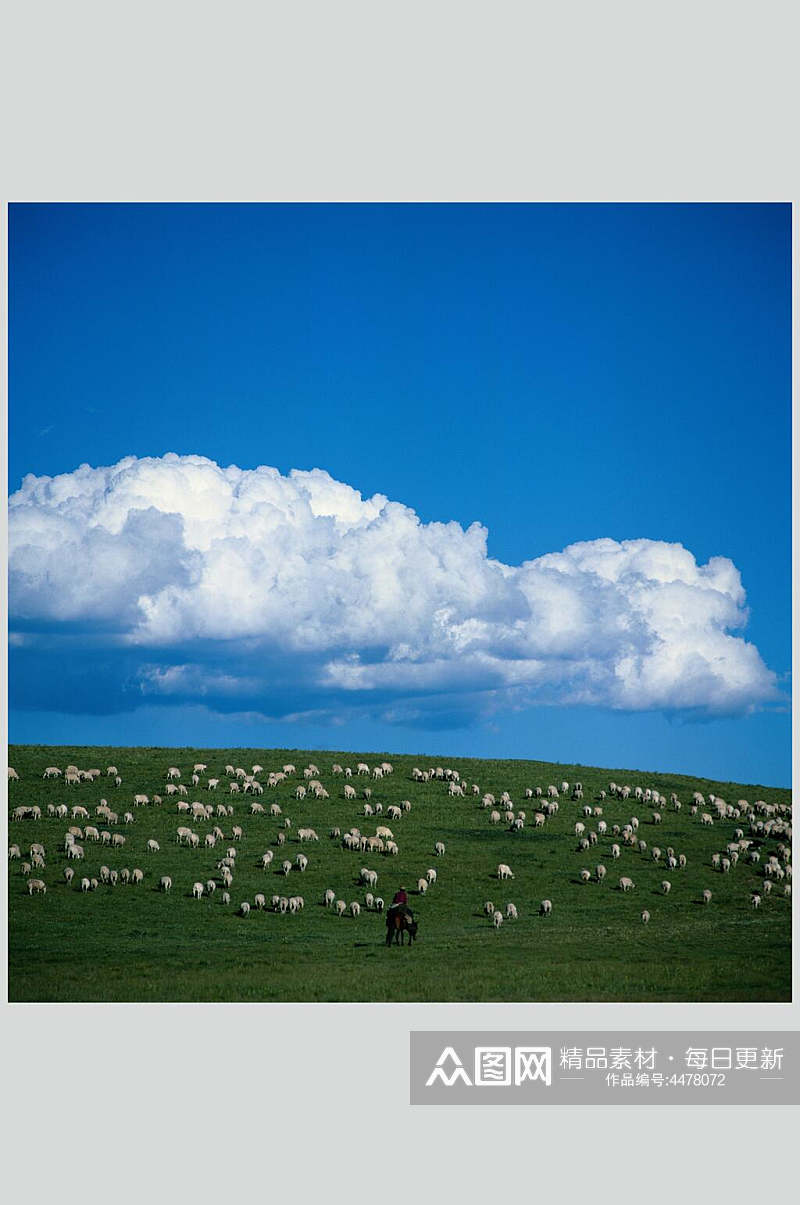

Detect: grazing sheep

[63,866,75,884]
[240,901,251,916]
[611,844,621,859]
[619,877,635,892]
[147,839,160,854]
[81,877,91,892]
[540,899,552,916]
[641,910,650,924]
[595,864,607,882]
[434,841,445,856]
[491,909,503,929]
[350,901,361,917]
[295,854,309,872]
[505,902,518,919]
[751,893,761,909]
[131,868,144,885]
[661,880,671,894]
[497,863,514,880]
[702,889,713,905]
[426,868,437,884]
[417,878,428,894]
[580,869,591,882]
[192,882,204,899]
[261,851,274,869]
[484,900,495,916]
[27,879,47,895]
[282,860,292,876]
[374,897,385,912]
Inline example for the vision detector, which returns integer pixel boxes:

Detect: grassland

[6,744,792,1002]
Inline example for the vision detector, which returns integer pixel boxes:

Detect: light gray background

[1,0,798,1199]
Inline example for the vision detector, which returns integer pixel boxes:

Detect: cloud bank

[8,454,778,725]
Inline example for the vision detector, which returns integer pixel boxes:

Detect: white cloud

[8,453,779,721]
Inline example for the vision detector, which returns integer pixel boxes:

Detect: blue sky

[8,203,791,785]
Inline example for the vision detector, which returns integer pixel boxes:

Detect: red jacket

[393,890,408,905]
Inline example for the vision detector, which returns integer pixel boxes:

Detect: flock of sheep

[7,757,793,943]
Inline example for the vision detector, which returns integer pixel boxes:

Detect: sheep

[762,880,772,895]
[484,900,495,916]
[192,882,204,899]
[261,851,274,869]
[282,860,292,876]
[295,853,309,872]
[702,889,712,905]
[81,877,91,892]
[751,893,761,909]
[147,839,160,854]
[253,893,267,910]
[580,869,591,882]
[131,868,144,885]
[489,810,501,825]
[492,910,503,930]
[540,899,552,916]
[661,880,671,894]
[64,866,75,884]
[721,857,731,873]
[374,896,385,912]
[324,888,336,908]
[350,901,361,918]
[231,826,243,841]
[9,844,21,860]
[240,901,251,916]
[641,910,650,924]
[109,870,119,886]
[426,868,437,884]
[277,832,286,846]
[43,766,62,779]
[417,878,428,894]
[335,899,346,916]
[344,785,356,800]
[289,896,304,913]
[497,863,514,880]
[120,868,131,884]
[505,902,518,919]
[619,877,635,892]
[111,833,125,849]
[595,864,607,882]
[611,844,621,859]
[27,879,47,895]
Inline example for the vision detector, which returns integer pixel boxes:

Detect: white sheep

[661,880,671,894]
[641,910,650,924]
[192,881,204,899]
[350,901,361,918]
[417,878,428,894]
[335,899,347,916]
[702,889,712,905]
[240,901,251,916]
[492,910,503,929]
[426,868,437,884]
[595,864,607,881]
[751,893,761,909]
[540,899,552,916]
[497,863,514,880]
[434,841,445,856]
[619,877,635,892]
[505,902,518,919]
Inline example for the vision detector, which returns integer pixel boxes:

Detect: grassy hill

[6,744,792,1002]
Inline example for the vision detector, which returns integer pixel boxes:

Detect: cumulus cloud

[8,453,779,723]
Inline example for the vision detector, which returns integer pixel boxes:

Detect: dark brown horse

[385,905,418,946]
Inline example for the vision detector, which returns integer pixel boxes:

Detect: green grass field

[7,744,792,1002]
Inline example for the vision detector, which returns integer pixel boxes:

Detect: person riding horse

[386,887,417,946]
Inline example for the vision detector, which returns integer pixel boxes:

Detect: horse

[385,905,418,946]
